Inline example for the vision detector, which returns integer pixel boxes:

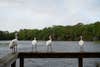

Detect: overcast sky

[0,0,100,32]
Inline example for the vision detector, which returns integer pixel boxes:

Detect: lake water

[0,41,100,67]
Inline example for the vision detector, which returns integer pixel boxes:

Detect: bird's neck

[80,38,83,40]
[15,33,18,40]
[80,36,83,40]
[34,37,36,40]
[34,39,36,40]
[15,36,18,40]
[49,39,52,41]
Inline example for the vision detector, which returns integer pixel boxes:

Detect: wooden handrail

[18,52,100,58]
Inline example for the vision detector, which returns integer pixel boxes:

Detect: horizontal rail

[18,52,100,58]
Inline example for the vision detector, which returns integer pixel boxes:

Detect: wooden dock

[0,53,18,67]
[0,52,100,67]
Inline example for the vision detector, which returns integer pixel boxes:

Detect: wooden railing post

[78,57,83,67]
[11,61,16,67]
[20,57,24,67]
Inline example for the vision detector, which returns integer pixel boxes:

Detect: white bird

[78,36,84,51]
[32,37,37,52]
[9,33,18,53]
[46,35,52,52]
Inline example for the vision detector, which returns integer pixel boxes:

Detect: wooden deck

[0,53,18,67]
[0,52,100,67]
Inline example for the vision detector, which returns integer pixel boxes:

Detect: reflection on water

[0,41,100,67]
[23,58,78,67]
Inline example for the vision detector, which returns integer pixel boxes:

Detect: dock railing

[0,52,100,67]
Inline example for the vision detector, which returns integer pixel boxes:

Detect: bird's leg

[14,47,15,53]
[48,45,50,52]
[35,45,37,52]
[80,45,84,52]
[47,45,49,52]
[16,46,17,52]
[15,46,16,52]
[50,45,52,52]
[14,46,16,53]
[82,45,84,52]
[13,48,14,53]
[32,45,33,52]
[12,48,14,53]
[16,45,17,52]
[14,47,16,53]
[11,48,13,53]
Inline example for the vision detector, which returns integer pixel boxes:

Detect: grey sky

[0,0,100,32]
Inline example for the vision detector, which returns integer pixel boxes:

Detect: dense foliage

[0,21,100,41]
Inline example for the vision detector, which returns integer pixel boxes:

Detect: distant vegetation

[0,21,100,41]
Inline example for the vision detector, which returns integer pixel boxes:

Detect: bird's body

[46,35,52,51]
[46,39,52,46]
[32,37,37,51]
[9,39,18,49]
[9,33,18,53]
[78,36,84,51]
[79,39,84,46]
[32,39,37,46]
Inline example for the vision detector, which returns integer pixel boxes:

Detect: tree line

[0,21,100,41]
